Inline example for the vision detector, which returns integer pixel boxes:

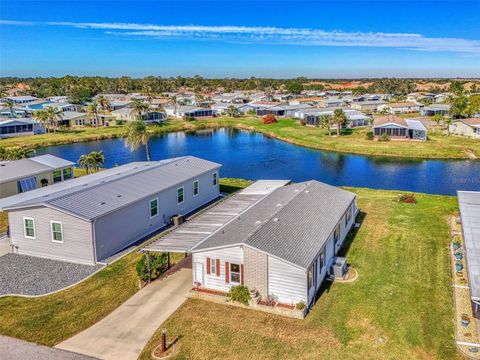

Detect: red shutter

[206,258,211,275]
[225,262,229,283]
[241,264,244,285]
[216,259,220,276]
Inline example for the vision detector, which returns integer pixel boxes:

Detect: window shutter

[241,264,244,285]
[206,258,211,275]
[225,262,229,283]
[216,259,220,276]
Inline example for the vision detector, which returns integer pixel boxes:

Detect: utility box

[330,257,347,279]
[171,215,183,227]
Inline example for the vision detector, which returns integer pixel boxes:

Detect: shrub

[183,114,196,122]
[398,193,417,204]
[300,119,306,126]
[116,120,126,125]
[136,253,169,282]
[378,133,390,142]
[295,301,306,310]
[262,114,277,124]
[227,285,251,305]
[365,131,374,140]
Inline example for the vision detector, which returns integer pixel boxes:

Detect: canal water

[35,128,480,195]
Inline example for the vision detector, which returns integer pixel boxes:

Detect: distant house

[350,100,386,113]
[111,108,167,123]
[181,180,358,310]
[420,104,450,117]
[211,103,246,115]
[318,97,348,108]
[165,105,215,119]
[255,104,312,117]
[57,111,89,127]
[372,115,427,141]
[378,102,423,114]
[44,103,84,113]
[0,96,38,104]
[449,118,480,138]
[0,155,74,199]
[0,156,221,264]
[288,97,324,106]
[295,108,371,128]
[0,118,45,139]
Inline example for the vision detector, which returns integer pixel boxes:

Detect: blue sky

[1,0,479,78]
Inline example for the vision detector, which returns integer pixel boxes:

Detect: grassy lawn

[140,187,459,360]
[0,178,249,346]
[1,116,479,159]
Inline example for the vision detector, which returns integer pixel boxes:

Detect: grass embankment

[0,179,245,346]
[140,187,459,360]
[1,117,479,159]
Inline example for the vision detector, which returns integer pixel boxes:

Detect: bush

[295,301,306,310]
[398,194,417,204]
[227,285,251,305]
[116,120,126,125]
[365,131,374,140]
[262,114,277,124]
[378,133,390,142]
[183,114,196,122]
[136,253,169,282]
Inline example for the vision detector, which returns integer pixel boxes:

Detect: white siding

[192,246,243,292]
[8,206,95,264]
[268,256,307,305]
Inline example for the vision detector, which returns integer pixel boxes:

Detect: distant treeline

[0,76,476,100]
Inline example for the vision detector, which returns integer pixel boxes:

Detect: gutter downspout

[91,220,98,265]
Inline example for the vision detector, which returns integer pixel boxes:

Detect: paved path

[0,234,10,257]
[0,336,98,360]
[56,257,192,360]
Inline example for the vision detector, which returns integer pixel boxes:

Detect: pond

[35,128,480,195]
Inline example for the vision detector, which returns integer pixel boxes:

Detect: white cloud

[2,20,480,53]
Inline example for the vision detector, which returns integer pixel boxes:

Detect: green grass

[1,116,479,159]
[140,188,459,360]
[220,178,253,194]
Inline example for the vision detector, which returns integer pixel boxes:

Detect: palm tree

[170,96,178,117]
[443,117,453,136]
[130,99,149,121]
[319,114,333,136]
[333,109,347,136]
[87,101,99,128]
[45,107,64,134]
[78,154,92,174]
[226,105,240,118]
[34,109,50,133]
[97,95,111,113]
[124,120,151,161]
[3,100,15,118]
[88,151,106,172]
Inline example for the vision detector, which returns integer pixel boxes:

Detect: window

[23,217,35,239]
[307,268,313,289]
[210,258,216,274]
[63,168,72,180]
[334,224,340,248]
[193,180,199,196]
[213,172,218,187]
[177,187,184,204]
[51,221,63,243]
[53,170,62,183]
[319,247,325,270]
[17,177,37,193]
[150,198,158,218]
[230,263,241,283]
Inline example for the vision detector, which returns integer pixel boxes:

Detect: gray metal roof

[192,181,356,270]
[405,119,428,132]
[2,156,221,221]
[458,191,480,302]
[143,180,290,253]
[0,155,74,184]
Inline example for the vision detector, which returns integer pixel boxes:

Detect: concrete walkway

[0,234,10,257]
[56,257,192,360]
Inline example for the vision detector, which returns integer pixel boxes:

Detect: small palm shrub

[365,131,374,140]
[227,285,251,305]
[379,133,390,141]
[136,253,169,282]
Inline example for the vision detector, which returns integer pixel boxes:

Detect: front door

[194,262,204,286]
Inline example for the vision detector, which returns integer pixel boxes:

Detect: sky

[0,0,479,78]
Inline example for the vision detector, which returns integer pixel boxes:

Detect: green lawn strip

[139,188,460,360]
[1,116,479,159]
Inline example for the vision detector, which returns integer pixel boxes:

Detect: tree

[3,100,15,118]
[130,98,149,121]
[333,109,347,136]
[432,114,444,127]
[68,87,93,104]
[449,80,464,95]
[45,106,63,133]
[97,95,111,112]
[226,105,240,118]
[285,81,303,94]
[34,109,50,133]
[87,101,99,128]
[170,96,178,117]
[0,146,35,161]
[88,151,106,172]
[319,114,333,136]
[449,95,469,118]
[124,120,151,161]
[443,117,453,136]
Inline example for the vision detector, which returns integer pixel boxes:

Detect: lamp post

[161,328,167,353]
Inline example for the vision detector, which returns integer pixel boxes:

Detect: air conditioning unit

[330,257,347,279]
[171,214,183,227]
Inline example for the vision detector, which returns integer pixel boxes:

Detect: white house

[449,118,480,138]
[378,102,423,114]
[165,105,215,119]
[0,96,38,104]
[0,118,45,139]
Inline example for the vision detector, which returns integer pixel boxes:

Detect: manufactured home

[448,118,480,138]
[0,156,221,264]
[144,180,358,311]
[0,118,45,138]
[372,115,427,141]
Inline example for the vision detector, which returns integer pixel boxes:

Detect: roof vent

[276,203,282,207]
[117,194,122,198]
[273,218,279,222]
[255,220,261,225]
[305,190,310,194]
[100,201,106,205]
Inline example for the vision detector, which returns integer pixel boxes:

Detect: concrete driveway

[56,257,192,360]
[0,234,10,257]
